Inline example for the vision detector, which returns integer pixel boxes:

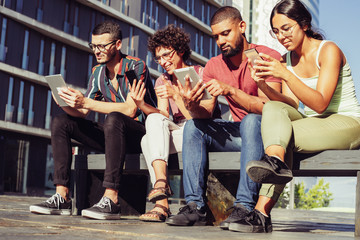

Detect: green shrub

[276,178,333,209]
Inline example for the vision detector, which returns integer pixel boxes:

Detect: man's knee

[241,114,262,134]
[145,113,165,129]
[103,112,126,131]
[51,114,71,133]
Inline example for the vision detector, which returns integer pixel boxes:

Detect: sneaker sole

[246,164,293,184]
[219,222,229,230]
[165,219,207,226]
[228,222,273,233]
[29,206,71,215]
[81,209,121,220]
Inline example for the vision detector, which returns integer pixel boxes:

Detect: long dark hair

[270,0,324,40]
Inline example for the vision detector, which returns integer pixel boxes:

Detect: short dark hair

[148,24,191,62]
[92,20,122,41]
[210,6,243,26]
[270,0,323,40]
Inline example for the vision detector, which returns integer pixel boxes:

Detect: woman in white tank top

[228,0,360,233]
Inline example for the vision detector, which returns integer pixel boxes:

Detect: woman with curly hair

[129,24,214,222]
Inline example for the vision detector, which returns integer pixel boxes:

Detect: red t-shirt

[203,44,281,121]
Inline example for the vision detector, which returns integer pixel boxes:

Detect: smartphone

[173,67,212,100]
[244,48,263,66]
[125,70,138,85]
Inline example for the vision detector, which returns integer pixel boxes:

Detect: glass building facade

[0,0,233,196]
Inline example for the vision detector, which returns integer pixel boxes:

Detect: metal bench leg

[356,171,360,237]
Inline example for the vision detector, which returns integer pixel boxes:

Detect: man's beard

[97,50,116,64]
[221,37,243,58]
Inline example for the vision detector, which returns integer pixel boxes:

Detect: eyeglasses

[88,40,118,52]
[269,23,298,39]
[153,49,176,64]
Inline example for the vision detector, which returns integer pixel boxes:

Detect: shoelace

[45,193,64,209]
[178,205,192,214]
[94,197,112,211]
[264,155,282,172]
[245,211,267,233]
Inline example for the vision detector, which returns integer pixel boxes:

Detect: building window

[21,30,29,70]
[121,0,126,14]
[214,39,218,56]
[209,38,213,59]
[73,6,79,37]
[89,11,96,42]
[27,85,34,126]
[45,90,52,129]
[186,0,190,13]
[17,81,25,124]
[201,3,205,23]
[154,3,159,30]
[5,77,14,122]
[191,0,195,15]
[195,31,199,53]
[88,55,93,77]
[200,32,204,55]
[157,62,162,73]
[60,46,67,78]
[146,51,151,67]
[49,42,56,75]
[37,0,43,22]
[128,26,133,55]
[165,11,169,26]
[38,39,45,75]
[207,5,210,25]
[64,2,70,33]
[94,112,99,123]
[149,0,153,28]
[142,0,148,25]
[16,0,23,12]
[0,17,8,62]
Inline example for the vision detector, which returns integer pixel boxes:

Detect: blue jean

[182,114,263,211]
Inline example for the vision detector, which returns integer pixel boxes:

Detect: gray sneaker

[29,193,72,215]
[219,203,250,230]
[165,202,206,226]
[229,209,272,233]
[81,196,121,220]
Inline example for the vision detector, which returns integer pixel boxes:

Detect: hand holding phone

[173,67,212,100]
[125,70,138,85]
[244,48,263,66]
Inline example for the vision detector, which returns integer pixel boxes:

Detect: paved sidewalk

[0,195,357,240]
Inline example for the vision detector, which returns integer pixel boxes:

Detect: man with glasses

[30,20,156,220]
[166,6,282,231]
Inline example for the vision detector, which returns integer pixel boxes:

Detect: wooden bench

[71,150,360,237]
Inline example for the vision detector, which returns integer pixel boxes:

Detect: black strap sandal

[139,204,171,222]
[148,179,174,203]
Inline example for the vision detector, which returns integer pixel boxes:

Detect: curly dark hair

[148,24,191,62]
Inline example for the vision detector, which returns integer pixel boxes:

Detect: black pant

[51,112,145,190]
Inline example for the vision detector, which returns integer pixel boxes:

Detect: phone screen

[125,70,138,85]
[244,48,262,66]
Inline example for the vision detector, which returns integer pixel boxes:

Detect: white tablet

[45,74,68,107]
[173,67,212,100]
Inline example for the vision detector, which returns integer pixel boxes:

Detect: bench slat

[73,150,360,176]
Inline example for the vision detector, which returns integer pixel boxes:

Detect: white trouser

[141,113,185,186]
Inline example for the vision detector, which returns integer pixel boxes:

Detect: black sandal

[139,204,171,222]
[148,179,173,203]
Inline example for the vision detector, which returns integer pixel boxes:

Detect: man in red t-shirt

[166,6,281,233]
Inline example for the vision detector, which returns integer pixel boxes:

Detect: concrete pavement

[0,194,357,240]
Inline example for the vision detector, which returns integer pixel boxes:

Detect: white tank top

[286,40,360,117]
